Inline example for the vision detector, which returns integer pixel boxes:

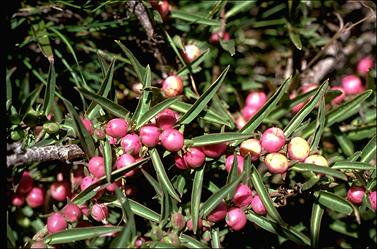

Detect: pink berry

[341,75,364,95]
[264,153,289,174]
[290,92,305,114]
[94,129,106,140]
[368,191,376,211]
[160,128,184,152]
[105,118,128,138]
[162,76,184,97]
[225,155,244,174]
[16,171,33,194]
[202,143,227,158]
[174,155,188,170]
[80,117,94,135]
[121,134,142,156]
[304,155,328,167]
[153,0,170,21]
[135,237,146,248]
[139,124,161,147]
[31,241,47,249]
[260,127,286,153]
[232,183,253,208]
[184,147,206,168]
[236,115,247,130]
[11,193,25,207]
[210,31,231,44]
[106,180,121,192]
[47,212,67,234]
[80,176,95,191]
[50,181,71,202]
[171,212,186,231]
[115,154,136,172]
[79,204,90,217]
[156,108,179,130]
[26,187,45,208]
[108,136,118,144]
[91,203,109,222]
[63,203,82,222]
[241,105,259,121]
[301,83,318,93]
[357,56,374,75]
[225,207,247,231]
[186,218,203,231]
[245,91,267,109]
[207,201,227,223]
[347,186,365,205]
[240,138,261,161]
[183,44,201,63]
[330,86,346,105]
[88,156,105,178]
[287,137,310,161]
[72,165,85,187]
[251,194,267,215]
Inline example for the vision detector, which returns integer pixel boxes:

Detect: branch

[7,143,85,167]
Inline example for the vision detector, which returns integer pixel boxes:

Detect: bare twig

[7,143,85,167]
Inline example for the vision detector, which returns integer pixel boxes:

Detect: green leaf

[150,148,181,202]
[136,97,179,130]
[87,58,116,119]
[233,75,292,147]
[102,140,113,183]
[132,65,152,125]
[115,40,145,83]
[61,97,96,159]
[310,202,325,248]
[20,84,43,119]
[42,61,56,116]
[177,49,210,76]
[110,188,136,248]
[178,65,230,125]
[314,191,353,215]
[290,163,347,181]
[360,134,376,163]
[141,169,162,198]
[333,126,354,157]
[347,125,376,141]
[112,198,160,223]
[220,39,236,56]
[190,132,252,146]
[309,96,326,151]
[170,10,221,26]
[72,158,149,205]
[246,212,310,246]
[44,226,123,245]
[210,228,221,249]
[76,87,130,119]
[331,161,375,170]
[288,27,302,50]
[284,80,328,137]
[191,165,205,234]
[225,1,255,18]
[165,32,186,66]
[179,234,209,248]
[200,171,244,218]
[31,19,53,61]
[250,162,285,224]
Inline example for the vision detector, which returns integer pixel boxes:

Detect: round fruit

[290,92,305,114]
[357,56,374,75]
[207,200,227,223]
[183,44,201,62]
[160,128,184,152]
[50,181,71,202]
[330,86,346,105]
[91,203,109,222]
[210,31,231,44]
[287,137,310,161]
[236,115,247,130]
[184,147,206,168]
[47,212,67,234]
[240,138,261,161]
[115,153,136,172]
[16,171,33,194]
[162,76,184,97]
[120,134,142,156]
[245,91,267,109]
[139,124,161,147]
[264,153,289,174]
[225,207,247,231]
[94,129,106,140]
[368,191,376,211]
[186,218,203,231]
[26,187,45,208]
[105,118,128,138]
[260,127,286,153]
[174,155,188,170]
[225,155,245,174]
[80,117,94,135]
[170,212,186,231]
[232,183,253,208]
[43,121,60,134]
[301,83,319,93]
[304,155,328,166]
[347,186,365,205]
[11,193,25,207]
[63,203,82,223]
[251,194,267,215]
[241,105,259,121]
[341,75,364,95]
[202,143,227,158]
[156,108,179,130]
[88,156,105,178]
[80,176,95,191]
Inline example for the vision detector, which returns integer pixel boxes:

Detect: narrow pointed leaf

[44,226,123,245]
[132,65,152,124]
[150,148,181,202]
[102,140,113,183]
[165,32,186,66]
[314,191,353,215]
[170,10,220,26]
[141,169,163,198]
[310,202,325,248]
[284,80,328,137]
[76,87,130,119]
[20,84,43,119]
[226,152,240,200]
[309,96,326,151]
[333,126,354,157]
[191,165,205,234]
[129,199,160,223]
[178,65,230,125]
[190,132,252,146]
[136,97,179,130]
[220,39,236,55]
[210,228,221,249]
[290,163,347,181]
[331,161,375,170]
[115,40,145,82]
[31,19,53,61]
[42,61,56,116]
[360,134,376,163]
[179,234,209,248]
[177,49,210,76]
